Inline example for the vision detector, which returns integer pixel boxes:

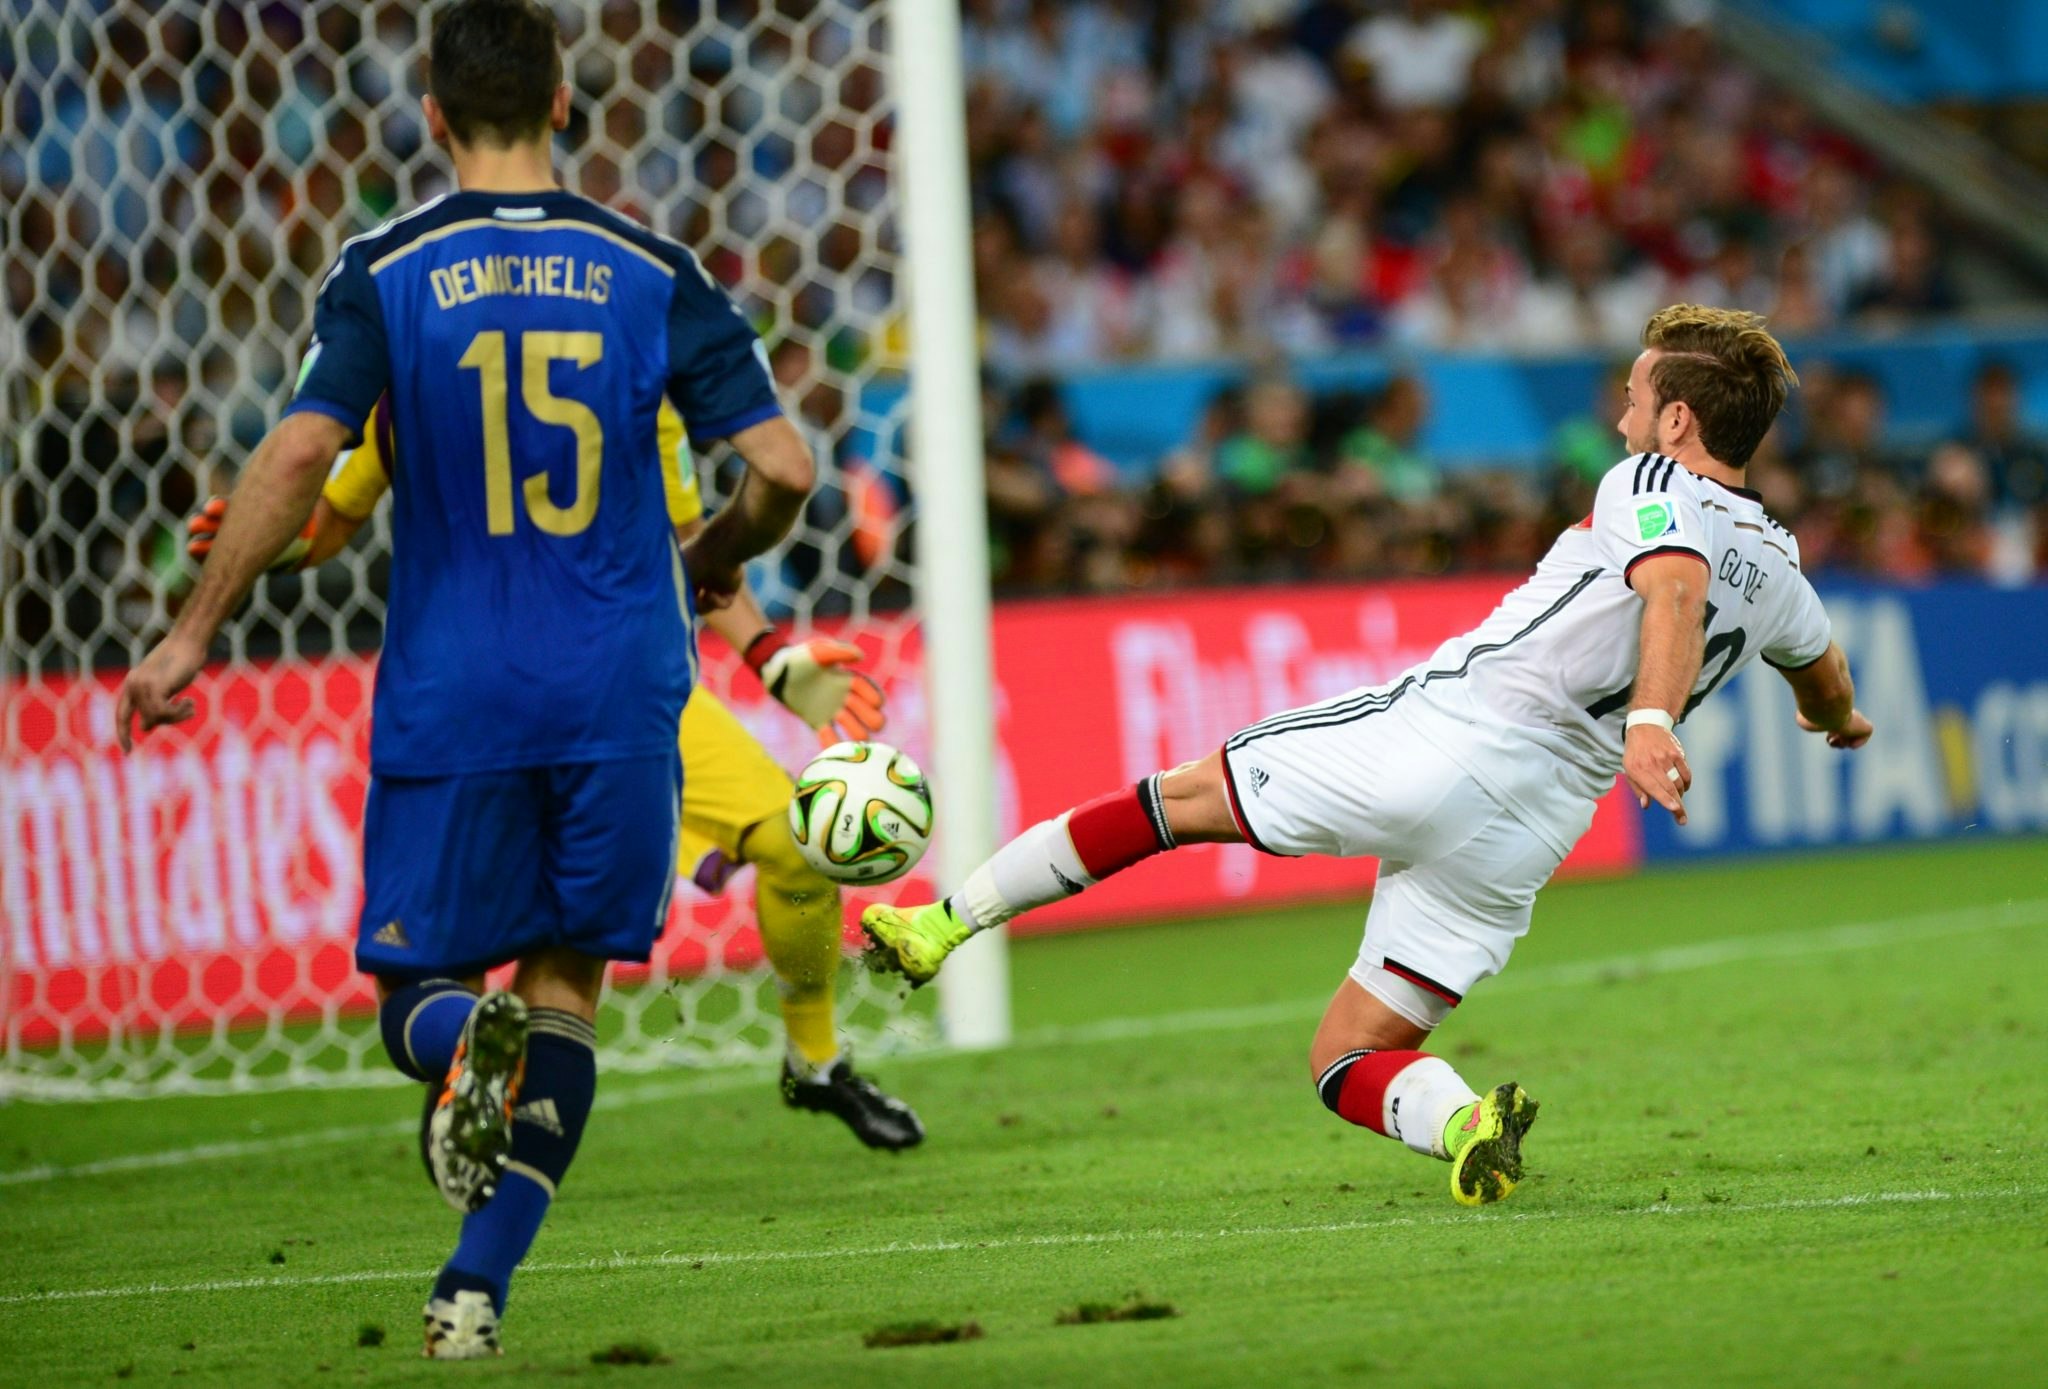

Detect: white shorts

[1220,689,1573,1028]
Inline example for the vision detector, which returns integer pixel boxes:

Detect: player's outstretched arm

[1623,553,1710,824]
[677,514,886,742]
[117,412,351,750]
[681,415,816,610]
[1778,643,1874,749]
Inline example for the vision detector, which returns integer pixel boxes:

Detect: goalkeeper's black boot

[782,1056,925,1151]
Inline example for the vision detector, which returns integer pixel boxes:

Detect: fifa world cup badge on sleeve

[1635,501,1679,540]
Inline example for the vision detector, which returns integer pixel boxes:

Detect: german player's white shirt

[1402,452,1832,852]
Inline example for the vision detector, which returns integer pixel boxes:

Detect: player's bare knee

[1309,976,1436,1080]
[511,947,606,1021]
[1158,753,1240,843]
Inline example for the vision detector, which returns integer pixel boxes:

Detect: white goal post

[891,0,1009,1050]
[0,0,1006,1098]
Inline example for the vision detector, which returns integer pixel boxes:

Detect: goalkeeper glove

[743,627,887,745]
[186,496,316,572]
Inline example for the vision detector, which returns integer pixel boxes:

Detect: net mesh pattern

[1,0,935,1098]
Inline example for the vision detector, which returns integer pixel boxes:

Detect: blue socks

[378,978,476,1082]
[433,1007,597,1312]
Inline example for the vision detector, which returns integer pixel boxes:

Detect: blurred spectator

[1148,176,1277,357]
[1768,241,1834,338]
[1031,201,1145,365]
[1516,221,1665,350]
[1678,232,1777,319]
[1342,0,1486,112]
[1801,159,1889,317]
[1010,377,1119,497]
[1159,383,1246,498]
[1788,370,1909,499]
[1850,209,1958,323]
[1961,361,2048,511]
[1917,443,1994,575]
[1218,375,1313,496]
[1219,15,1332,233]
[1340,374,1439,502]
[1549,363,1632,485]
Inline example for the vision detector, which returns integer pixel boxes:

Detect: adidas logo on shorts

[1246,766,1270,797]
[373,920,410,949]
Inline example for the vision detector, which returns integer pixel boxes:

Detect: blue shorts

[357,752,682,980]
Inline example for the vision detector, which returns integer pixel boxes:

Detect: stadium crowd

[963,0,1956,369]
[978,358,2048,596]
[4,0,2041,669]
[958,0,2043,590]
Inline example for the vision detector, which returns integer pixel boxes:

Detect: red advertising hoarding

[2,579,1639,1044]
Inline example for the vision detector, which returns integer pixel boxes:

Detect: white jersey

[1399,453,1833,849]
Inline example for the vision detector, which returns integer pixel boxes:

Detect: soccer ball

[787,741,933,885]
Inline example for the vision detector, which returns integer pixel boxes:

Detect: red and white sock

[1316,1049,1478,1159]
[950,775,1176,930]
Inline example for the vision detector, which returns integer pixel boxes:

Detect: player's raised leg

[861,686,1554,1204]
[423,946,601,1361]
[859,756,1239,985]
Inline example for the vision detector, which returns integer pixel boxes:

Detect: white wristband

[1625,709,1676,734]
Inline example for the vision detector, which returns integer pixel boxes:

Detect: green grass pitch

[3,838,2045,1386]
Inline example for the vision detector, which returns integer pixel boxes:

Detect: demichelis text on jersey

[430,254,614,309]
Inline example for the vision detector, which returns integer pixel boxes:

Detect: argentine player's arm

[119,242,389,748]
[665,415,884,738]
[117,410,353,750]
[661,259,814,600]
[182,244,390,631]
[703,415,817,562]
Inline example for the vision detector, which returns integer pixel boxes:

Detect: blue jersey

[285,190,780,775]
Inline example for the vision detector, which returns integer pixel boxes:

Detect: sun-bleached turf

[2,839,2043,1384]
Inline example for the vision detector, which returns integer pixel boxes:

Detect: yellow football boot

[1449,1081,1540,1207]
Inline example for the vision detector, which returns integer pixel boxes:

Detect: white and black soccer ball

[787,740,933,885]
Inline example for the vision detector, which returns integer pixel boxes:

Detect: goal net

[1,0,943,1098]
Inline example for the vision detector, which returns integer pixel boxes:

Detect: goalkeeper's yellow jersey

[324,396,706,526]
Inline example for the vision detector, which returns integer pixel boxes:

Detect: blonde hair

[1641,304,1800,466]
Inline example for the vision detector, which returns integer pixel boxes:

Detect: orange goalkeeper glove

[742,628,887,745]
[186,496,315,572]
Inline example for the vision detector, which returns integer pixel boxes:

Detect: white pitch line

[5,896,2045,1190]
[0,1068,773,1188]
[0,1185,2029,1308]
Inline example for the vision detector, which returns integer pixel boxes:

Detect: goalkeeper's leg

[859,753,1238,985]
[743,814,922,1150]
